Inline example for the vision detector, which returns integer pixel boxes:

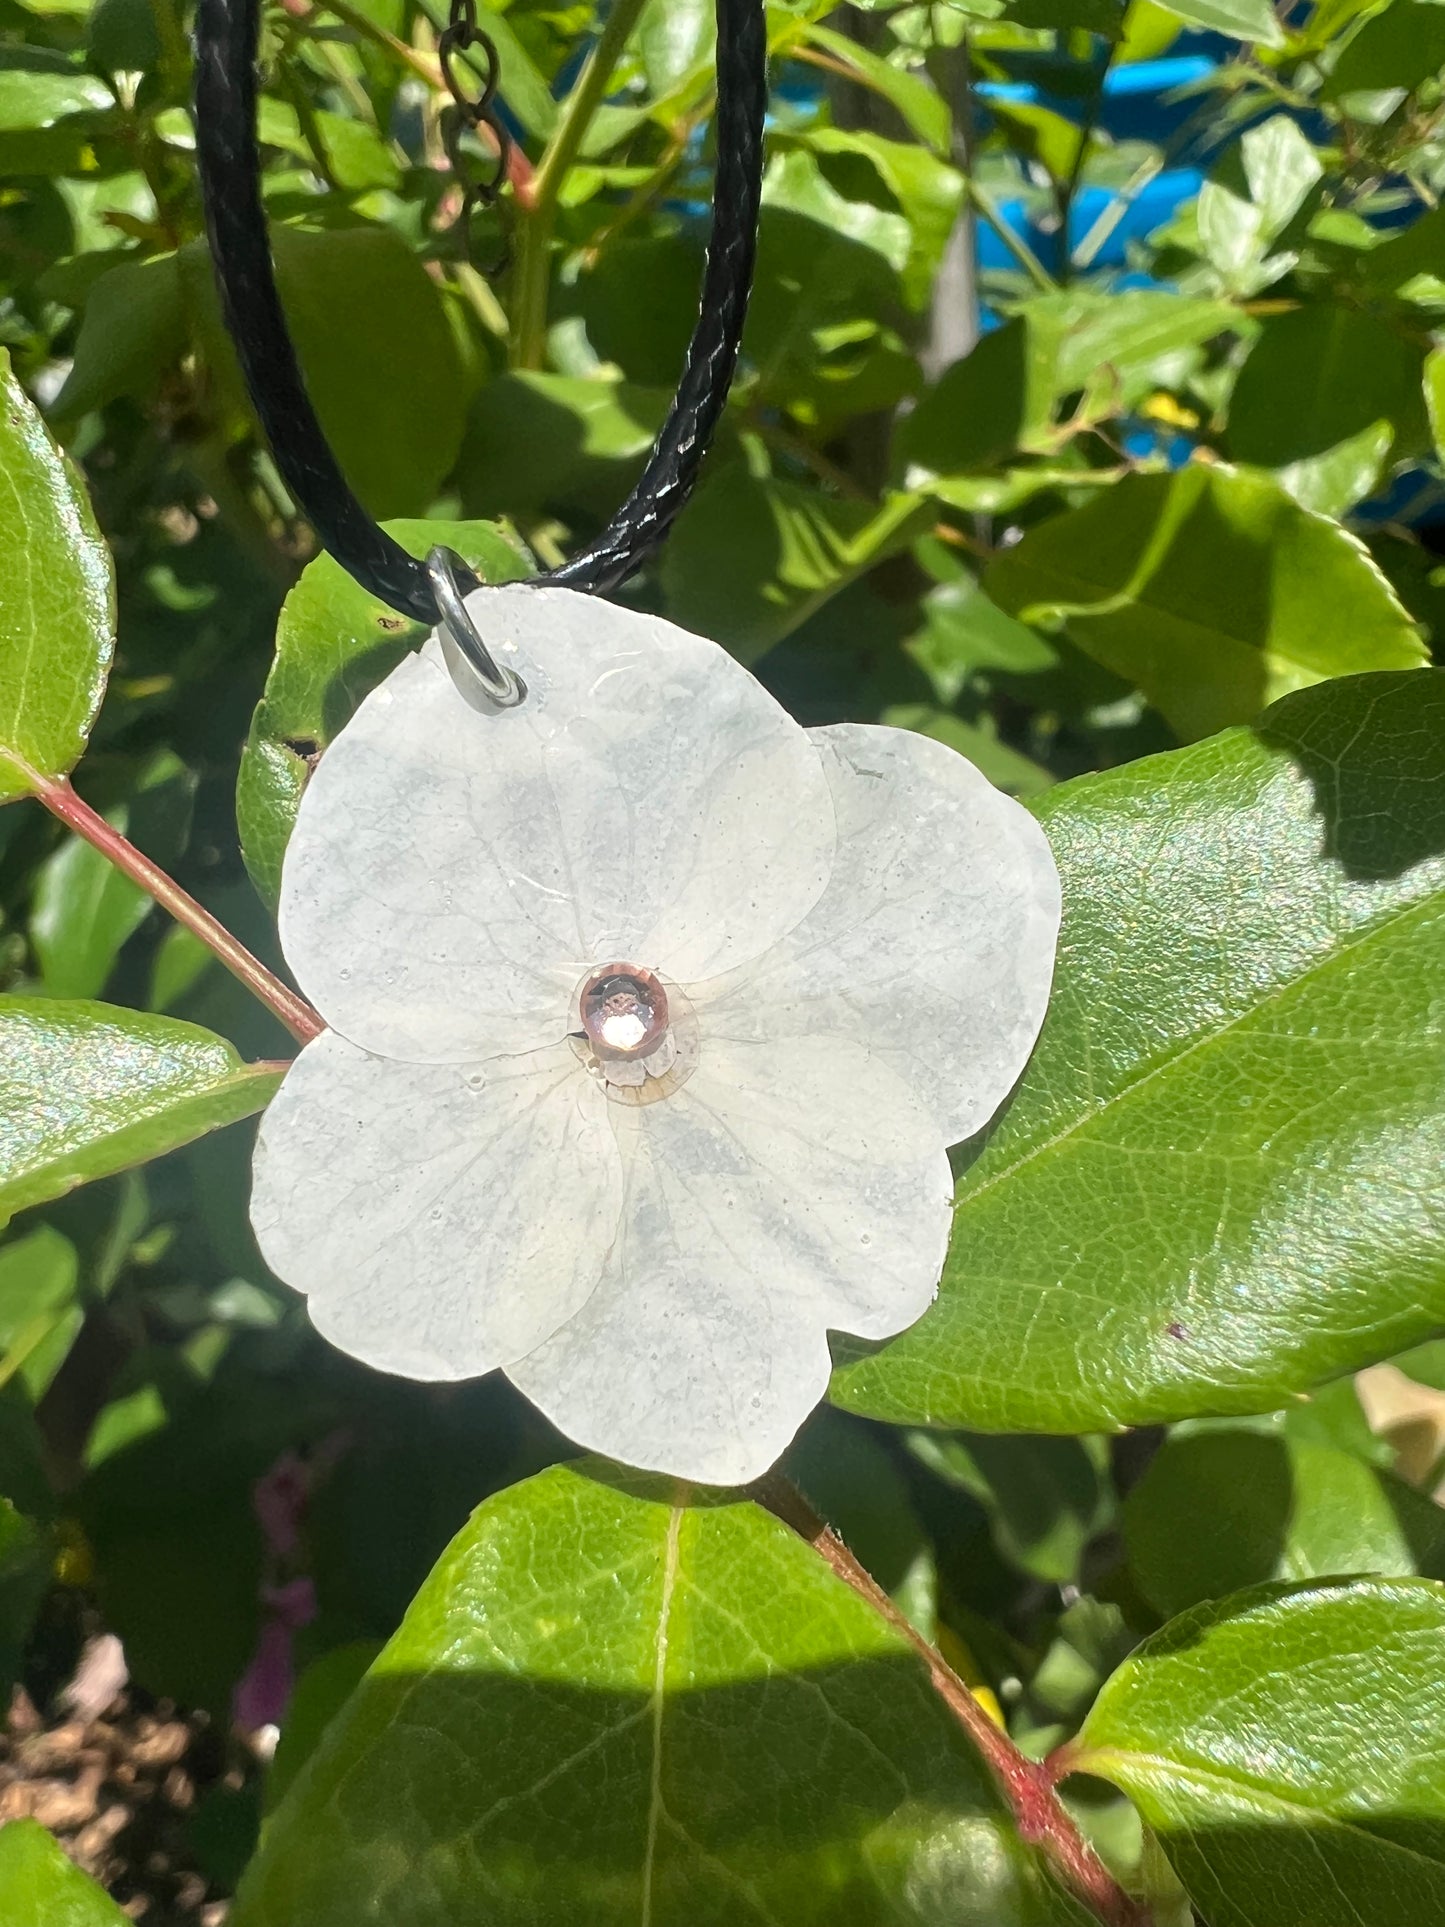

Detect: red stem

[759,1476,1153,1927]
[33,775,323,1047]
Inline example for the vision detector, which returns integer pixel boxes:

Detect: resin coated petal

[250,1029,622,1378]
[696,724,1061,1146]
[505,1034,952,1484]
[278,586,834,1062]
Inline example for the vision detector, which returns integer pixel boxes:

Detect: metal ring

[425,547,527,712]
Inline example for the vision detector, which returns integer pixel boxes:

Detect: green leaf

[900,293,1246,479]
[30,753,194,1000]
[0,998,282,1229]
[264,1641,383,1816]
[181,228,468,519]
[236,517,531,905]
[458,372,668,522]
[803,128,963,310]
[831,670,1445,1434]
[784,1410,938,1634]
[1227,304,1423,515]
[1072,1579,1445,1927]
[660,462,929,664]
[50,253,186,420]
[0,59,111,130]
[0,1224,80,1400]
[1358,201,1445,309]
[0,350,115,805]
[802,24,950,153]
[1154,0,1284,47]
[903,564,1057,703]
[0,1819,130,1925]
[0,53,113,171]
[1124,1427,1445,1619]
[986,465,1426,740]
[1324,0,1445,96]
[909,1432,1112,1584]
[236,1461,1092,1927]
[877,705,1054,796]
[1422,344,1445,469]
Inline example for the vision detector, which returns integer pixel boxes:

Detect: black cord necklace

[191,0,767,626]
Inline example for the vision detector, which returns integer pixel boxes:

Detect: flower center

[572,963,697,1105]
[579,966,669,1060]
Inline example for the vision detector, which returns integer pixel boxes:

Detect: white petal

[250,1029,621,1378]
[696,724,1061,1146]
[279,586,834,1061]
[505,1034,952,1484]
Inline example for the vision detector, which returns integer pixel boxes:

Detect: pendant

[249,584,1060,1484]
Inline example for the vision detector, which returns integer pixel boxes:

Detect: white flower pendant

[250,585,1061,1484]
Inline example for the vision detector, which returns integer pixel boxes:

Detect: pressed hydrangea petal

[250,1030,621,1378]
[695,724,1061,1146]
[505,1034,952,1484]
[278,586,834,1061]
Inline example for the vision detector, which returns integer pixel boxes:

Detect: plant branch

[965,177,1058,293]
[30,775,323,1046]
[510,0,649,369]
[758,1475,1153,1927]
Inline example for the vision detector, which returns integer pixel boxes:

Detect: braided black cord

[192,0,766,621]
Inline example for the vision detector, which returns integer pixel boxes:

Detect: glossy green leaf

[909,1432,1112,1584]
[832,670,1445,1434]
[236,517,530,905]
[662,461,929,663]
[986,465,1426,740]
[0,1819,130,1925]
[1125,1427,1445,1619]
[0,998,282,1228]
[236,1461,1092,1927]
[0,350,115,805]
[1072,1579,1445,1927]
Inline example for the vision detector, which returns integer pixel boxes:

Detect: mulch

[0,1656,258,1924]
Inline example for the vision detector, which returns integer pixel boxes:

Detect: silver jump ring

[425,546,527,712]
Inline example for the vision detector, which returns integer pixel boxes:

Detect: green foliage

[833,671,1445,1432]
[1074,1580,1445,1927]
[0,0,1443,1921]
[0,353,113,803]
[987,468,1426,739]
[0,1001,282,1227]
[1123,1425,1445,1616]
[235,1462,1091,1927]
[0,1820,129,1925]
